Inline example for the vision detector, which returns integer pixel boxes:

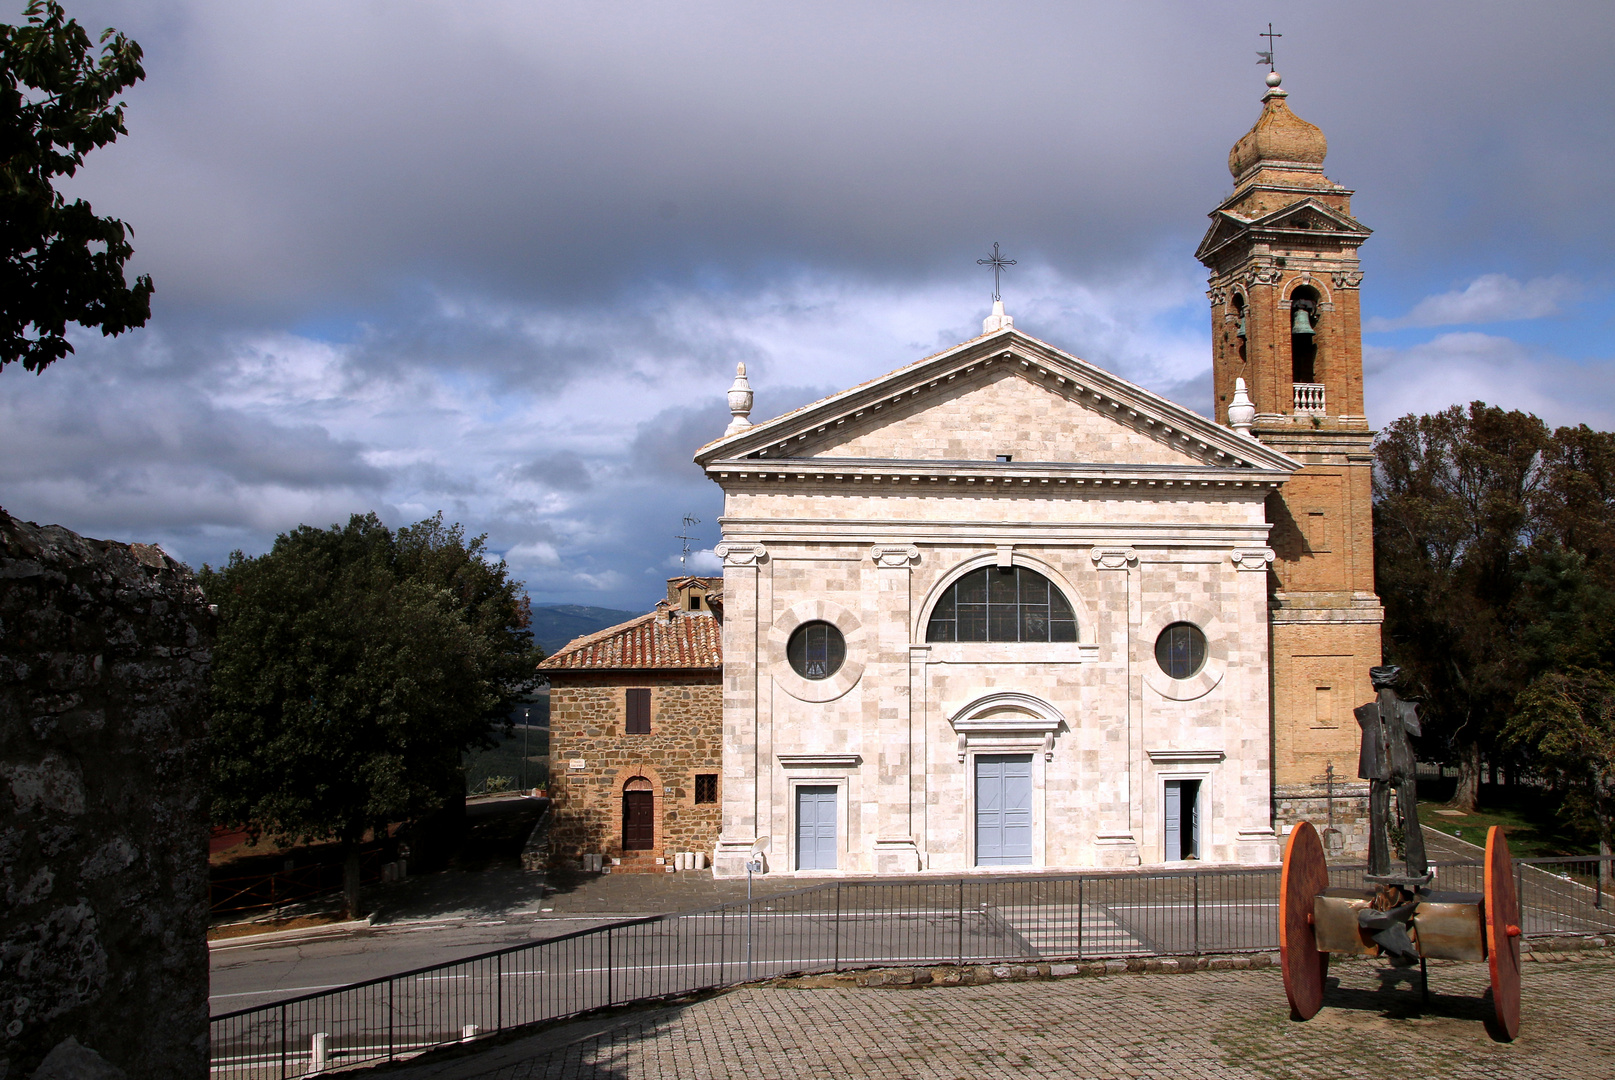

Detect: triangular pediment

[1195,210,1253,262]
[1258,198,1369,236]
[696,329,1297,477]
[1196,198,1369,263]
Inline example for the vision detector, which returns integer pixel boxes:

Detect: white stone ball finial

[1265,71,1282,88]
[724,362,754,435]
[1228,376,1257,437]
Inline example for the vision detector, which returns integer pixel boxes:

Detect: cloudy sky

[3,1,1612,610]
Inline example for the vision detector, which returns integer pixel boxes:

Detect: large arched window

[926,566,1077,643]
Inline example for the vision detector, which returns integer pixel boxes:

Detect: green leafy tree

[1507,669,1615,878]
[1,0,152,373]
[1373,403,1549,809]
[203,513,540,915]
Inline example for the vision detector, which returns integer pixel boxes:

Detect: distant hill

[531,603,644,656]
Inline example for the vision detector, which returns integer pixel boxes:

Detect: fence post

[957,879,965,967]
[606,930,614,1006]
[388,979,395,1061]
[1516,862,1525,931]
[497,952,504,1032]
[833,883,842,972]
[1076,876,1084,960]
[1192,872,1201,956]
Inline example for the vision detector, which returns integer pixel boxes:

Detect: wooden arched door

[622,777,655,851]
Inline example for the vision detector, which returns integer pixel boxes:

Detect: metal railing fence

[209,856,1615,1077]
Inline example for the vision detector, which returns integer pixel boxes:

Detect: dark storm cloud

[0,366,384,493]
[8,1,1614,607]
[64,1,1615,323]
[513,451,593,492]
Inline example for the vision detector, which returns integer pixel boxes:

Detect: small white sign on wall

[569,759,586,771]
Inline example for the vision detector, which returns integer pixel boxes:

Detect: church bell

[1292,306,1315,335]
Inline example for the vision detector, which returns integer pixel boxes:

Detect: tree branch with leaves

[1,0,152,373]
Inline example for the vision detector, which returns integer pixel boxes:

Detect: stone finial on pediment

[714,542,767,567]
[1231,547,1275,570]
[868,544,920,568]
[723,362,754,436]
[1090,547,1138,570]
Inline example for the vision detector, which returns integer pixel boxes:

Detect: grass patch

[1418,781,1598,859]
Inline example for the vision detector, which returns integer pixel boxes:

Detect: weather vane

[676,513,701,566]
[976,242,1016,303]
[1257,23,1281,71]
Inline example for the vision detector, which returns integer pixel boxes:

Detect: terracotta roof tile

[538,610,721,671]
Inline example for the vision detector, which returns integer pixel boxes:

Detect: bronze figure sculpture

[1279,665,1523,1038]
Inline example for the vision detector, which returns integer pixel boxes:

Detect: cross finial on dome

[1256,23,1281,72]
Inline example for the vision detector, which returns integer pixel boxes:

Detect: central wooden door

[975,754,1033,866]
[622,783,655,850]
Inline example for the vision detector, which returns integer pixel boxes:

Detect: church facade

[696,71,1380,879]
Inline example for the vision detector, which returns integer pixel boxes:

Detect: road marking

[210,983,347,1000]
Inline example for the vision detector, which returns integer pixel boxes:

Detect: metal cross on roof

[976,242,1016,303]
[1257,23,1281,70]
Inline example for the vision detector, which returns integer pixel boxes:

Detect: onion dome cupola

[1228,72,1328,183]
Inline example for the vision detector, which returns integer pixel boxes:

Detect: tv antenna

[676,513,702,566]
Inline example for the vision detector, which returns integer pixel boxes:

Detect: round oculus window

[787,621,846,681]
[1154,622,1207,680]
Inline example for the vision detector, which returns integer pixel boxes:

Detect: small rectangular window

[625,688,651,733]
[695,773,718,804]
[996,454,1012,462]
[1313,685,1335,728]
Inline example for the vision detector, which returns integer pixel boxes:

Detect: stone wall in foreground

[1,509,214,1080]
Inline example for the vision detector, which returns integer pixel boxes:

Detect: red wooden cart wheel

[1485,825,1522,1040]
[1280,820,1330,1020]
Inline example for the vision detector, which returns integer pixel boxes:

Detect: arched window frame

[915,553,1090,646]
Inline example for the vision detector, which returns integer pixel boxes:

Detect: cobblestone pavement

[375,952,1615,1080]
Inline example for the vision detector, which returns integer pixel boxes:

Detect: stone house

[540,577,723,871]
[695,71,1381,878]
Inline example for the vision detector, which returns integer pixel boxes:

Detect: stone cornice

[715,520,1276,546]
[705,457,1291,491]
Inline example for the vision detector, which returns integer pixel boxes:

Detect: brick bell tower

[1195,70,1382,854]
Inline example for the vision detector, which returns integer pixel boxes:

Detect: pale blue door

[975,754,1033,865]
[1165,779,1201,860]
[795,786,838,871]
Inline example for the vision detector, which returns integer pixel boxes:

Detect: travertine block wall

[0,510,214,1080]
[548,673,722,860]
[714,476,1285,876]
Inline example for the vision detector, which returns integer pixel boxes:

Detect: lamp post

[521,707,529,793]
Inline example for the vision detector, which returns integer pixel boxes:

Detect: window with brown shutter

[695,773,718,804]
[625,688,651,733]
